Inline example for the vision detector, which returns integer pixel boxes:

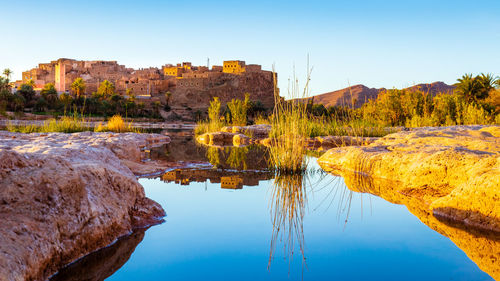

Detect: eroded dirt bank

[0,132,168,281]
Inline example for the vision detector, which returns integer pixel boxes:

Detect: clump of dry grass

[95,115,139,133]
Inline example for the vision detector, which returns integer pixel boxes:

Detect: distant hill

[303,82,455,108]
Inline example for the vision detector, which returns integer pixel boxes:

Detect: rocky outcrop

[197,124,385,150]
[221,124,272,138]
[317,125,500,232]
[0,132,168,281]
[305,135,379,151]
[197,125,272,146]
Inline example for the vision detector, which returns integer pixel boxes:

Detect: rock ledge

[0,131,168,281]
[317,125,500,232]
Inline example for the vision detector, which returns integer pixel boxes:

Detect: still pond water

[52,134,497,281]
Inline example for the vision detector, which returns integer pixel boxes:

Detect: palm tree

[97,80,115,98]
[40,83,58,105]
[3,69,12,80]
[71,78,86,99]
[478,73,498,94]
[455,74,483,103]
[59,92,73,113]
[26,79,35,88]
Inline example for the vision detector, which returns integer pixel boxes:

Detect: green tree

[477,73,498,96]
[34,97,48,112]
[109,94,124,114]
[11,94,25,112]
[26,79,35,88]
[3,69,12,81]
[97,80,115,98]
[248,100,266,117]
[310,103,327,116]
[59,92,73,113]
[455,74,485,103]
[17,84,36,103]
[227,93,250,126]
[0,77,10,91]
[40,83,59,108]
[0,89,13,112]
[71,78,86,98]
[208,97,222,131]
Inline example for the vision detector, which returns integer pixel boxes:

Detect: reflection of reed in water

[312,151,380,227]
[226,146,249,170]
[267,163,374,274]
[206,146,220,168]
[269,171,308,269]
[312,173,369,228]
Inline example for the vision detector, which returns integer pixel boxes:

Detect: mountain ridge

[303,81,455,108]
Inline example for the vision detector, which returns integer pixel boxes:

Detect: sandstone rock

[196,133,211,145]
[317,125,500,233]
[221,126,234,133]
[258,137,274,146]
[233,133,250,146]
[245,124,272,138]
[315,135,378,147]
[221,124,271,139]
[209,132,235,144]
[196,131,236,146]
[0,131,167,281]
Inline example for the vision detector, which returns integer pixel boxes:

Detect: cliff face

[317,126,500,279]
[170,72,276,110]
[0,132,167,281]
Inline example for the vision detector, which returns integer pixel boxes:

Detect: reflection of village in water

[161,168,271,189]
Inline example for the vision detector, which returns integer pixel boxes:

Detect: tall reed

[268,66,312,173]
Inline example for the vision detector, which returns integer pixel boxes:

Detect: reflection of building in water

[162,170,181,182]
[160,168,272,189]
[221,176,243,189]
[162,169,191,185]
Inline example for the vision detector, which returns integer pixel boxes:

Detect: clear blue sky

[1,0,499,96]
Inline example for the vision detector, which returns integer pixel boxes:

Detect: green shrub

[227,93,249,126]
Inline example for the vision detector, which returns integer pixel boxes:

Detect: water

[52,135,497,281]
